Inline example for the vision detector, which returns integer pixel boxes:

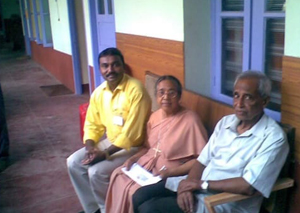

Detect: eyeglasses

[156,90,178,99]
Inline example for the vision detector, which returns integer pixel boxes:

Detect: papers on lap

[121,163,162,186]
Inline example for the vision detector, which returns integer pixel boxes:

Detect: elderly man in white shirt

[132,71,289,213]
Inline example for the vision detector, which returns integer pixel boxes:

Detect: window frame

[39,0,53,47]
[25,0,34,40]
[23,0,53,47]
[211,0,285,121]
[32,0,42,44]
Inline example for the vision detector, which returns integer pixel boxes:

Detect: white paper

[121,163,162,186]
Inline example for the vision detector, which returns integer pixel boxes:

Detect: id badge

[113,115,124,126]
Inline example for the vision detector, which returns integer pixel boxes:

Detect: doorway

[95,0,116,53]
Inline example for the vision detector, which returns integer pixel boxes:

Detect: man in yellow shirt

[67,48,151,213]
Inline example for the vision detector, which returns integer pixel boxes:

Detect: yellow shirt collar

[103,74,128,92]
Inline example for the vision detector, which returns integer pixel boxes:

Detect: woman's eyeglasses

[156,90,178,99]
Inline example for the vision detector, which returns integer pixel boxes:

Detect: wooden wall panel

[181,90,234,135]
[282,56,300,213]
[30,42,75,92]
[116,33,184,86]
[282,56,300,161]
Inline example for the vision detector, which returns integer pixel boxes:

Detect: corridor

[0,42,89,212]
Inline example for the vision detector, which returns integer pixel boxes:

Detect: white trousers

[67,139,139,213]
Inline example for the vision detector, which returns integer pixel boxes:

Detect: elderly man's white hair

[234,71,272,99]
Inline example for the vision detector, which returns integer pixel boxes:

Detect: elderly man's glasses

[156,90,178,98]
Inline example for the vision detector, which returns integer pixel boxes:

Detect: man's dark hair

[98,47,125,65]
[155,75,182,98]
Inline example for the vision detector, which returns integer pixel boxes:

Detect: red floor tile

[0,44,89,212]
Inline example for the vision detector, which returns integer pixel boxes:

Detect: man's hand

[176,179,201,213]
[82,146,106,165]
[124,156,138,170]
[177,191,195,213]
[123,147,148,170]
[178,179,201,194]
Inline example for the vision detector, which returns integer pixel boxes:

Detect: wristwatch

[201,181,209,191]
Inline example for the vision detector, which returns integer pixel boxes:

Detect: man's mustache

[106,72,117,77]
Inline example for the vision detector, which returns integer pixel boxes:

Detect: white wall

[285,0,300,58]
[75,0,89,84]
[82,0,93,66]
[114,0,184,41]
[49,0,71,54]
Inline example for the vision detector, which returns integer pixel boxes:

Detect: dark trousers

[0,84,9,158]
[132,180,183,213]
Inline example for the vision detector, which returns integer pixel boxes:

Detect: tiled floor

[0,42,89,212]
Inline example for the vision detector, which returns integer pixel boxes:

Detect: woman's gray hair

[234,71,272,99]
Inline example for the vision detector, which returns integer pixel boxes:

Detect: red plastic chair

[79,102,89,140]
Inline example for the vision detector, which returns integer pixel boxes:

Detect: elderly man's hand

[82,147,106,165]
[178,179,201,194]
[177,191,195,213]
[176,179,201,213]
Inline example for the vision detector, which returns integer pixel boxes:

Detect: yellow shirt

[83,74,151,150]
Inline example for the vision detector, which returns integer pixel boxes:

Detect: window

[212,0,285,120]
[97,0,113,15]
[25,0,34,40]
[32,0,42,44]
[39,0,53,46]
[23,0,52,47]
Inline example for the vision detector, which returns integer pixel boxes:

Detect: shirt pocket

[229,156,247,169]
[214,154,247,174]
[119,106,129,121]
[117,94,130,120]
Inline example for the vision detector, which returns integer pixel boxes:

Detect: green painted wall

[184,0,211,97]
[1,0,20,19]
[285,0,300,58]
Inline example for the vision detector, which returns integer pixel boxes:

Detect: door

[96,0,116,53]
